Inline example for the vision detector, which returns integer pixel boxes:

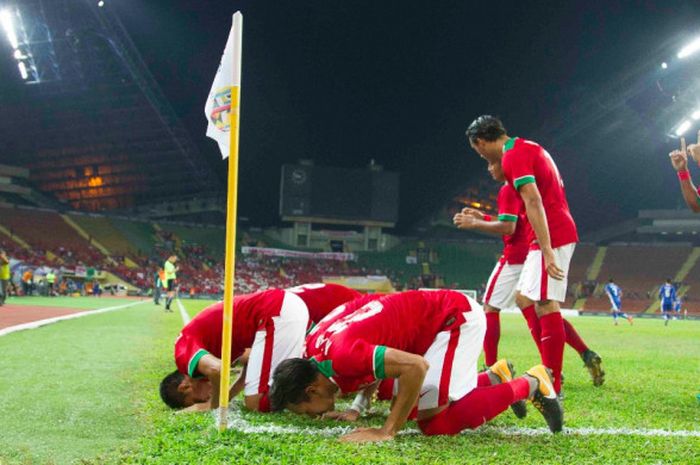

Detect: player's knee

[484,304,500,313]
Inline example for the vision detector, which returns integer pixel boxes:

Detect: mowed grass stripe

[0,300,187,465]
[6,296,136,309]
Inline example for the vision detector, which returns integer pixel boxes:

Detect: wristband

[350,393,370,414]
[678,170,691,181]
[483,214,493,222]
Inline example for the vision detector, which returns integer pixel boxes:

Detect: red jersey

[305,290,473,393]
[174,289,286,377]
[286,283,362,324]
[501,137,578,249]
[497,183,529,264]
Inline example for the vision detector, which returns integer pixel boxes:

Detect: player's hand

[339,427,394,443]
[688,130,700,164]
[461,207,485,219]
[322,409,360,422]
[453,213,477,230]
[669,149,688,172]
[543,247,565,281]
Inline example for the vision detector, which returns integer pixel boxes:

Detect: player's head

[487,160,505,182]
[269,358,338,416]
[608,278,614,283]
[159,370,212,409]
[666,278,672,284]
[169,255,178,263]
[466,115,508,162]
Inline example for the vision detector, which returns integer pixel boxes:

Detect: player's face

[179,377,213,407]
[470,138,501,163]
[287,379,338,418]
[487,161,505,182]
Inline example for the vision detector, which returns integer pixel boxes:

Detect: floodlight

[0,9,18,49]
[675,120,692,136]
[17,61,27,79]
[677,36,700,59]
[661,62,668,69]
[692,110,700,120]
[98,1,104,7]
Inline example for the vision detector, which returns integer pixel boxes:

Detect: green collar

[503,137,518,152]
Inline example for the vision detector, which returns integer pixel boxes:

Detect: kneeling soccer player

[270,290,563,442]
[160,283,360,412]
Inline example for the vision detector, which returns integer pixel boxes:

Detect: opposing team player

[159,283,360,412]
[604,278,633,326]
[454,160,604,386]
[658,278,677,326]
[467,115,578,394]
[270,290,563,442]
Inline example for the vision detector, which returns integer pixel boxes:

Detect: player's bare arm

[454,213,515,236]
[339,349,428,443]
[518,183,565,280]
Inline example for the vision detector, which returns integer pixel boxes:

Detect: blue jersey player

[604,279,633,326]
[658,279,677,326]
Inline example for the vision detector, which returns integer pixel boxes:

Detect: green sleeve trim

[188,349,209,378]
[498,213,518,222]
[503,137,518,153]
[310,357,335,378]
[373,345,387,379]
[695,194,700,206]
[513,175,536,189]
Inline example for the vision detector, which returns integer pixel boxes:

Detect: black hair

[666,278,672,283]
[608,278,614,283]
[269,358,319,412]
[160,370,186,409]
[466,115,507,143]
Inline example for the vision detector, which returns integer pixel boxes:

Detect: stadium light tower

[677,36,700,59]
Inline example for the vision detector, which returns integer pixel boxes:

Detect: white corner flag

[204,12,243,159]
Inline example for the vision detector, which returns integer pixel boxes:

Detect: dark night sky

[7,1,700,231]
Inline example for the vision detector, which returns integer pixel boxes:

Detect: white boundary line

[0,300,147,337]
[222,407,700,437]
[176,298,191,325]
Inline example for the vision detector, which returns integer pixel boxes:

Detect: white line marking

[222,407,700,437]
[176,298,190,325]
[0,300,147,337]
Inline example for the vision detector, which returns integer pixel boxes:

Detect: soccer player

[270,290,563,442]
[159,283,360,412]
[454,160,604,386]
[659,278,677,326]
[466,115,578,394]
[0,249,9,306]
[163,255,178,312]
[604,278,633,326]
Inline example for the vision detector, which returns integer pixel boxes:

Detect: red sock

[477,371,492,387]
[483,312,501,366]
[521,305,542,355]
[563,318,588,355]
[539,312,565,393]
[417,379,530,435]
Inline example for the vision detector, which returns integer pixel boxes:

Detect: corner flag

[204,11,242,432]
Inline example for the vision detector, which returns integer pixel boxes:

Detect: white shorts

[416,296,486,411]
[483,259,523,310]
[516,243,576,303]
[245,291,310,396]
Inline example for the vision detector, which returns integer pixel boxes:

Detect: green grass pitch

[0,297,698,464]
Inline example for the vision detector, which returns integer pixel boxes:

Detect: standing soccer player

[466,115,578,394]
[0,249,9,306]
[163,255,178,312]
[604,278,633,326]
[659,278,677,326]
[455,160,604,386]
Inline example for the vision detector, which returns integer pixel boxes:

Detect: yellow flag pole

[218,12,242,432]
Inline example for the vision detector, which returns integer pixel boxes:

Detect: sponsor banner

[241,246,356,262]
[323,275,394,293]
